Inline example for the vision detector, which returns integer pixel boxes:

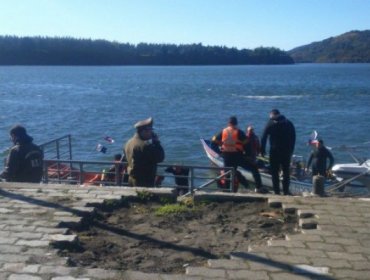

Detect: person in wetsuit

[306,139,334,177]
[261,109,296,195]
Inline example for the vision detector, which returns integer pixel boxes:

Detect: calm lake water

[0,64,369,167]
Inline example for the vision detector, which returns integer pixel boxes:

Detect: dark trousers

[242,159,262,189]
[128,176,154,187]
[222,152,262,190]
[312,164,326,177]
[270,152,291,194]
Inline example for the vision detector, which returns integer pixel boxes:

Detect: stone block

[248,244,288,254]
[309,257,351,268]
[12,232,43,240]
[0,245,24,253]
[305,242,344,252]
[8,274,43,280]
[227,269,269,279]
[292,264,329,275]
[298,218,317,229]
[287,248,327,258]
[48,234,78,243]
[350,261,370,270]
[80,268,121,279]
[39,265,78,275]
[327,251,366,261]
[0,237,18,245]
[269,272,313,280]
[285,233,322,242]
[301,229,339,237]
[51,277,90,280]
[207,259,249,269]
[35,227,68,234]
[186,267,226,278]
[267,240,306,248]
[330,269,370,279]
[15,240,50,247]
[267,254,309,265]
[323,237,361,246]
[121,270,162,280]
[1,263,40,273]
[0,254,30,262]
[297,209,316,218]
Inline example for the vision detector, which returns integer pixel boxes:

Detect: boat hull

[332,160,370,188]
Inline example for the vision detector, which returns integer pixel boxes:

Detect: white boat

[332,159,370,188]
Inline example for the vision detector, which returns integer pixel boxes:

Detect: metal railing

[40,134,73,161]
[39,135,236,193]
[43,159,235,193]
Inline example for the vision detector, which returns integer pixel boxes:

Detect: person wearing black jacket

[261,109,296,195]
[1,125,44,183]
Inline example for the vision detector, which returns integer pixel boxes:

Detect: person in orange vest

[212,116,266,193]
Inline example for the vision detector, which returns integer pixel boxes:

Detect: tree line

[0,36,294,65]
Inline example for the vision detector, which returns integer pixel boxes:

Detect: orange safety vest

[221,127,244,152]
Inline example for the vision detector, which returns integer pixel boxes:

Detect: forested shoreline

[289,30,370,63]
[0,36,294,65]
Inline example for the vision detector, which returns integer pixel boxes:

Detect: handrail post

[79,162,84,185]
[230,168,234,192]
[115,162,120,186]
[43,162,48,184]
[68,135,73,170]
[56,140,60,160]
[189,167,194,194]
[68,135,72,160]
[56,160,61,184]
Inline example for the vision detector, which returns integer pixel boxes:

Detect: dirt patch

[61,198,297,273]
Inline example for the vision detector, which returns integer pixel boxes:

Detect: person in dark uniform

[0,125,44,183]
[306,139,334,177]
[212,116,265,193]
[165,165,189,186]
[261,109,296,195]
[103,153,126,183]
[124,117,165,187]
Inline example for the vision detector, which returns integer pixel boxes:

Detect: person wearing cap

[212,116,265,193]
[124,117,165,187]
[306,139,334,177]
[0,125,44,183]
[261,109,296,195]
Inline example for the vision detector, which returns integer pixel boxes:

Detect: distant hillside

[289,30,370,63]
[0,36,294,65]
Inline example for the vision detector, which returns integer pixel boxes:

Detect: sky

[0,0,369,51]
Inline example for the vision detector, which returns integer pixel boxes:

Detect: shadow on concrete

[0,188,217,260]
[0,188,85,216]
[231,252,336,280]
